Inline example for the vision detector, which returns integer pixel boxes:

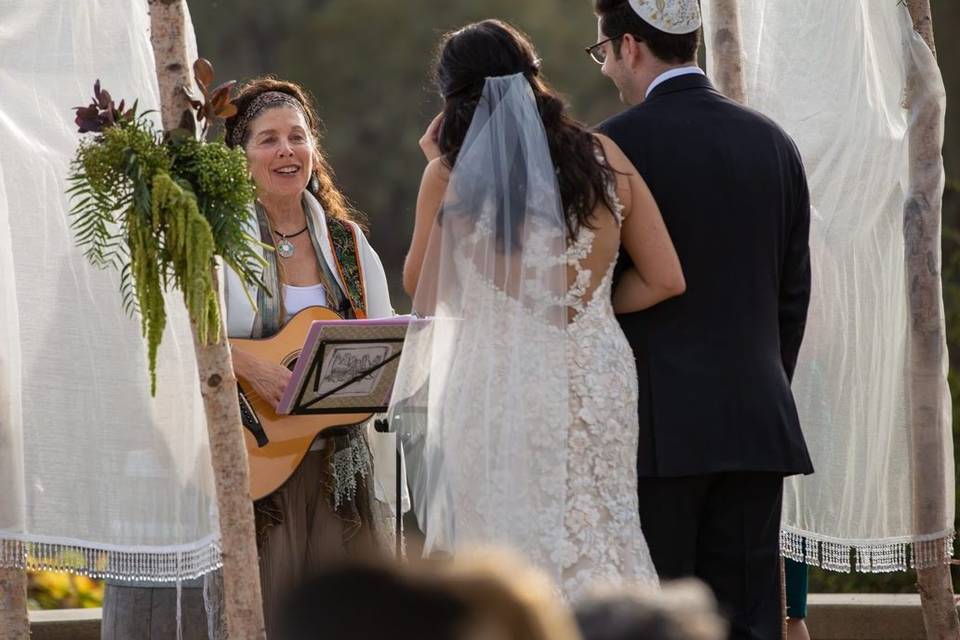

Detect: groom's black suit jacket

[599,74,814,478]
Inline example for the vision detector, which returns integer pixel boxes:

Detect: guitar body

[231,306,374,501]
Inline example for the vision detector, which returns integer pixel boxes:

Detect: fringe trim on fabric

[780,529,954,573]
[0,537,222,582]
[332,435,372,510]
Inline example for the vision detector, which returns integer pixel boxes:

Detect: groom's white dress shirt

[646,65,706,98]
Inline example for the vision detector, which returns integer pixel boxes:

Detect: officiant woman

[222,77,398,632]
[101,76,400,640]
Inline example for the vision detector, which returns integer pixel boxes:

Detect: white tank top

[283,283,327,318]
[284,283,328,452]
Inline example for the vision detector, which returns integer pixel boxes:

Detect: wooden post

[707,0,746,104]
[903,2,959,639]
[188,329,267,639]
[149,0,196,132]
[147,1,266,638]
[907,0,937,58]
[0,565,29,639]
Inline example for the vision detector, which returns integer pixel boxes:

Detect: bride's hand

[419,113,444,162]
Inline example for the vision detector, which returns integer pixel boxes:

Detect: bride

[391,19,685,598]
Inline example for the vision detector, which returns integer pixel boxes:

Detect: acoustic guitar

[231,306,374,500]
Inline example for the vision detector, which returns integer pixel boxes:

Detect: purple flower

[72,80,136,133]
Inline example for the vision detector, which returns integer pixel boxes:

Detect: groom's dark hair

[595,0,700,64]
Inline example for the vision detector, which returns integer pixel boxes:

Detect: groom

[592,1,813,638]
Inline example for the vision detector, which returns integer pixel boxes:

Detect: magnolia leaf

[193,58,214,90]
[210,80,235,101]
[210,85,231,112]
[217,102,238,119]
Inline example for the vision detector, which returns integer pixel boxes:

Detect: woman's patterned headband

[228,91,305,147]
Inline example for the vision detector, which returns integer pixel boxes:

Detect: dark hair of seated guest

[574,579,727,640]
[277,564,468,640]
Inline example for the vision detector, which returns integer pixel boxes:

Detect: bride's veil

[389,72,571,577]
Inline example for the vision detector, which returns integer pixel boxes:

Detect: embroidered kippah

[627,0,701,35]
[228,91,305,147]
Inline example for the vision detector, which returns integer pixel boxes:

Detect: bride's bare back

[565,134,684,321]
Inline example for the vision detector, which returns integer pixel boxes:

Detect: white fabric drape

[0,0,221,581]
[704,0,953,572]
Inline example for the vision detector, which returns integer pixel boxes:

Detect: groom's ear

[620,33,642,67]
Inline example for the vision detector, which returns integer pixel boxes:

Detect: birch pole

[0,567,29,639]
[147,1,266,638]
[903,2,958,638]
[706,0,746,104]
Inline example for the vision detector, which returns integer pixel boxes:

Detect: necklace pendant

[276,238,295,259]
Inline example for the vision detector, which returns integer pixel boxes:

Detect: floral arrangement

[68,59,264,392]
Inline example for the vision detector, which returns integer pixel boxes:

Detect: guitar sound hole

[283,349,301,371]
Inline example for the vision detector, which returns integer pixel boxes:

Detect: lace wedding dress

[426,181,659,599]
[390,73,657,600]
[558,187,659,598]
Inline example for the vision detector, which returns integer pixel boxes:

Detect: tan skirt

[255,441,392,635]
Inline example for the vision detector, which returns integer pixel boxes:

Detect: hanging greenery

[67,61,265,393]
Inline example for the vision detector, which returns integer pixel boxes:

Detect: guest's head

[592,0,701,104]
[277,563,468,640]
[574,579,726,640]
[278,551,581,640]
[433,19,617,239]
[431,548,581,640]
[225,76,355,222]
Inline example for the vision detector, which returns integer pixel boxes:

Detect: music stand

[278,315,410,556]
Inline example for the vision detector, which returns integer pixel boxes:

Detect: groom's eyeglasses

[585,35,623,65]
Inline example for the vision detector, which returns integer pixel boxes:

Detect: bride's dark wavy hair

[435,20,617,239]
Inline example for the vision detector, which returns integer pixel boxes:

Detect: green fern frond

[69,114,264,395]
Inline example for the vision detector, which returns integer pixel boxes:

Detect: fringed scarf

[250,193,378,542]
